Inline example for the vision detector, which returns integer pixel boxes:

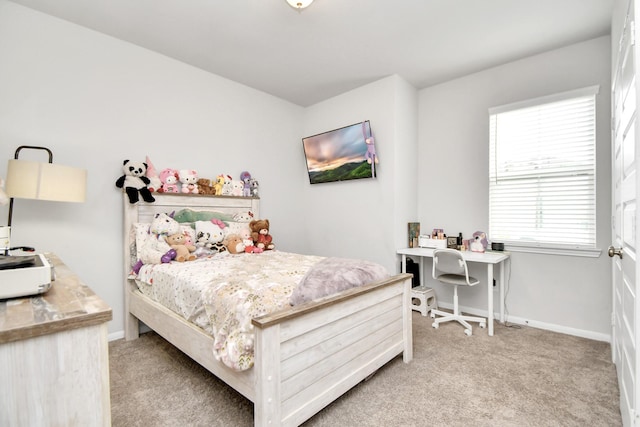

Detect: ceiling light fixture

[286,0,314,10]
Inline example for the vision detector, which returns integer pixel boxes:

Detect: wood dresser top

[0,253,112,344]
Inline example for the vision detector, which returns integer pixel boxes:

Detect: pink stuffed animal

[470,231,488,253]
[159,168,179,193]
[145,156,162,192]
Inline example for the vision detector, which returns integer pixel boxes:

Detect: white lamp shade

[6,159,87,203]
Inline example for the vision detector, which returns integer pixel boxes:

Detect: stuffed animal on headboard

[197,178,216,195]
[179,169,199,194]
[159,168,180,193]
[214,175,225,196]
[221,174,233,195]
[145,156,162,193]
[240,171,252,197]
[115,160,156,204]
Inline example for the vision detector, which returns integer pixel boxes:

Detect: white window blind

[489,86,598,249]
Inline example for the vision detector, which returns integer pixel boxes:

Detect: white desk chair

[430,249,486,336]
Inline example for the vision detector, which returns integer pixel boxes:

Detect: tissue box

[418,235,447,249]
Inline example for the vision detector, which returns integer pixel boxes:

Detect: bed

[122,192,413,426]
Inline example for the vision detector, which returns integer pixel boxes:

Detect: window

[489,86,598,252]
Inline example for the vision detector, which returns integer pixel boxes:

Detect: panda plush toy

[115,159,156,204]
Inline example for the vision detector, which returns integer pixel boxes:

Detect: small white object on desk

[418,235,447,249]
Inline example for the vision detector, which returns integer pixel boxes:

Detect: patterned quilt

[135,251,324,371]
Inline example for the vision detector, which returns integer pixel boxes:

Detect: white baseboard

[111,304,612,344]
[108,323,151,342]
[108,331,124,342]
[436,302,611,343]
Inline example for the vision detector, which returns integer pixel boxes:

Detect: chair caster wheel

[430,313,435,319]
[479,322,486,329]
[464,329,472,336]
[432,323,439,329]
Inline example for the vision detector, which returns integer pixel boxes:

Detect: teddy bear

[197,178,216,195]
[179,169,199,194]
[165,232,196,262]
[159,168,179,193]
[223,233,245,254]
[249,219,275,250]
[115,159,156,204]
[137,212,180,266]
[470,231,488,253]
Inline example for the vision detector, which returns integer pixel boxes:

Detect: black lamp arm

[14,145,53,162]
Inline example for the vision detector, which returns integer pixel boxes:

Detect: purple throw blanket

[289,257,389,306]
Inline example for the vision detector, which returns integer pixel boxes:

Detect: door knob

[608,246,623,258]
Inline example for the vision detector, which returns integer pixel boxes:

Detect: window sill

[504,244,602,258]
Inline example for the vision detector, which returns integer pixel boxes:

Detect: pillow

[289,257,390,306]
[226,222,251,238]
[173,209,235,224]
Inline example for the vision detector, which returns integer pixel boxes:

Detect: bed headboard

[122,192,260,275]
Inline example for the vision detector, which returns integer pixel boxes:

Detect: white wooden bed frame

[123,193,413,427]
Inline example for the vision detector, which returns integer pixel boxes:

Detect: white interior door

[612,2,639,425]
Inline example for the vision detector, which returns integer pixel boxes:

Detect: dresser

[0,253,113,426]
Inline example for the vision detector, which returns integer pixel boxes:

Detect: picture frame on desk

[408,222,420,248]
[447,236,458,249]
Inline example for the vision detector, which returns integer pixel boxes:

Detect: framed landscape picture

[302,120,376,184]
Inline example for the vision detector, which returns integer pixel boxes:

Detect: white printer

[0,254,54,299]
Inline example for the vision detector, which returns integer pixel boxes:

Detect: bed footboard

[252,273,413,427]
[126,272,412,426]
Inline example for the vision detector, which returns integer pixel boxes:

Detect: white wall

[418,36,612,340]
[0,1,613,341]
[301,75,418,272]
[0,1,306,338]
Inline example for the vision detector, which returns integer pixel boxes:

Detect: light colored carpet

[109,313,621,426]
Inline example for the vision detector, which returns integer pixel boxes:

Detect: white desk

[397,247,509,336]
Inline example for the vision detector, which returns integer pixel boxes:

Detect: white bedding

[135,251,324,371]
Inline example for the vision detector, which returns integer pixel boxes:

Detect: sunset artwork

[302,120,375,184]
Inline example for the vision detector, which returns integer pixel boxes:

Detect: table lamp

[3,145,87,255]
